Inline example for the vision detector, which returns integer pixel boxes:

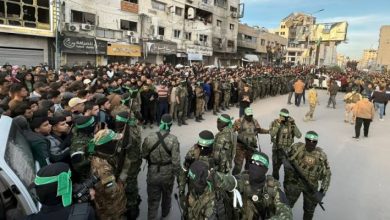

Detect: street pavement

[137,90,390,220]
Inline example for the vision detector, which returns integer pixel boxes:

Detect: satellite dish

[188,7,195,19]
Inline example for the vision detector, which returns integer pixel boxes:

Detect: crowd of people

[0,62,389,220]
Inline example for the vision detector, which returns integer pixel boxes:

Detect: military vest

[237,118,258,147]
[271,120,295,148]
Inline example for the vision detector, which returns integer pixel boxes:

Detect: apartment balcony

[237,39,257,50]
[121,1,138,14]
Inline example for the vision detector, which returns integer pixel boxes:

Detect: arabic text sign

[107,44,141,57]
[146,42,177,55]
[186,45,213,56]
[61,37,107,55]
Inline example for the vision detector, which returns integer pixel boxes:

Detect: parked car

[0,115,39,220]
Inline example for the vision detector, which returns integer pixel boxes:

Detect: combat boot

[199,115,205,120]
[178,119,182,126]
[195,117,201,122]
[221,106,226,111]
[182,119,188,125]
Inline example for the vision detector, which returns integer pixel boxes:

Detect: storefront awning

[244,54,259,62]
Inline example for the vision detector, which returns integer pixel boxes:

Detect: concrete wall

[377,26,390,67]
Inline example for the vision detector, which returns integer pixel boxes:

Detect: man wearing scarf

[213,114,236,174]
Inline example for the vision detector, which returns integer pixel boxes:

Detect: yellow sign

[107,44,141,57]
[310,22,348,42]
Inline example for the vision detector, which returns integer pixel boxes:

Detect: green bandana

[121,96,131,105]
[76,117,95,129]
[251,154,269,168]
[159,121,172,131]
[218,115,233,128]
[34,170,72,207]
[115,115,136,126]
[244,108,253,116]
[280,111,289,117]
[188,170,196,180]
[95,129,117,146]
[305,133,318,141]
[198,138,214,146]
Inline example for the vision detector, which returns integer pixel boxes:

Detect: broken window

[158,26,165,36]
[2,0,51,29]
[71,10,96,25]
[227,40,234,48]
[120,19,137,32]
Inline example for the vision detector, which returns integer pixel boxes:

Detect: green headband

[251,154,269,168]
[124,86,138,93]
[218,115,233,128]
[305,133,318,141]
[95,129,118,146]
[198,138,214,146]
[121,96,131,104]
[76,117,95,129]
[280,111,289,117]
[34,170,72,207]
[116,115,136,126]
[245,108,253,116]
[159,121,172,131]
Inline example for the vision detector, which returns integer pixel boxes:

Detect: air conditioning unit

[231,12,238,18]
[130,37,139,44]
[157,35,164,40]
[67,23,79,32]
[125,31,135,36]
[81,23,92,31]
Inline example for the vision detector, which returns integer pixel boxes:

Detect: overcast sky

[240,0,390,60]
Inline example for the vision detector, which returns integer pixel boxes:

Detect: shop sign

[107,44,141,57]
[61,36,107,55]
[146,42,177,55]
[186,45,213,56]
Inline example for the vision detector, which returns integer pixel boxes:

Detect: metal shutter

[0,47,44,67]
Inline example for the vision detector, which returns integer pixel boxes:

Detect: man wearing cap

[233,107,269,175]
[213,114,236,173]
[89,129,127,219]
[142,114,180,219]
[68,97,87,119]
[235,152,292,220]
[283,131,331,220]
[270,108,302,180]
[27,162,96,220]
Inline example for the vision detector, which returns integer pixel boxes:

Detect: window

[214,0,227,8]
[230,6,238,12]
[120,20,137,31]
[185,32,192,40]
[288,52,296,56]
[227,40,234,48]
[158,26,165,36]
[229,24,234,30]
[175,7,183,16]
[281,32,285,35]
[174,29,181,38]
[199,34,208,42]
[281,25,285,28]
[217,20,222,27]
[152,0,166,11]
[261,39,265,46]
[202,0,209,3]
[71,10,96,25]
[124,0,138,3]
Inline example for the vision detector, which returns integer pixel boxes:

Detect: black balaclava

[280,108,290,123]
[217,114,232,132]
[305,131,319,152]
[35,162,70,206]
[197,130,214,156]
[75,116,96,134]
[188,161,209,196]
[248,164,268,188]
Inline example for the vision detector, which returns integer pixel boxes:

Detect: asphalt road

[136,90,390,220]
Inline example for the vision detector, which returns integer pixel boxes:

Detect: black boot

[199,115,205,120]
[178,119,182,126]
[182,119,188,125]
[195,116,201,122]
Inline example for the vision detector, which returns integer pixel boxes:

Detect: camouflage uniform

[213,80,222,114]
[269,118,302,180]
[252,77,259,100]
[283,142,331,220]
[70,129,93,183]
[222,81,232,109]
[91,156,127,220]
[142,130,181,220]
[176,83,189,126]
[236,173,293,220]
[233,117,269,175]
[195,84,205,120]
[213,126,236,173]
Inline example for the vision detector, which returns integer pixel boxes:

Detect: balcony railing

[237,39,257,49]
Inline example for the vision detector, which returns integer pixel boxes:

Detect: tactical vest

[237,118,257,147]
[272,121,294,148]
[188,190,216,219]
[241,174,278,220]
[291,145,324,186]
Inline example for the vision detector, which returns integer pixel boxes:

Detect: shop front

[107,43,141,64]
[60,36,107,67]
[186,45,213,65]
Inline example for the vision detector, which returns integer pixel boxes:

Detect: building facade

[377,25,390,70]
[358,49,377,70]
[0,0,57,67]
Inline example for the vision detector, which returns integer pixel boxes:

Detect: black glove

[314,190,325,203]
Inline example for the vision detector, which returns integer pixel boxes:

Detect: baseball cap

[68,97,87,108]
